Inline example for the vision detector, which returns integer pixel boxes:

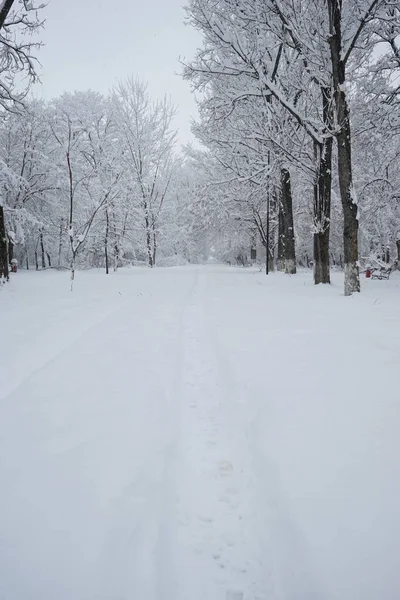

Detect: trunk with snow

[268,243,275,272]
[40,230,45,269]
[105,209,109,275]
[280,168,296,275]
[337,117,359,295]
[314,89,333,285]
[0,205,9,281]
[114,242,119,271]
[146,229,153,267]
[70,253,76,291]
[277,201,285,272]
[328,0,360,295]
[58,218,64,268]
[144,204,154,268]
[152,229,157,267]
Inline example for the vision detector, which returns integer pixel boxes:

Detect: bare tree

[113,78,177,267]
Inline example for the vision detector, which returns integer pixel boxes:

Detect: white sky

[34,0,202,146]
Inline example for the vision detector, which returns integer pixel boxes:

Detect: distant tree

[113,79,178,267]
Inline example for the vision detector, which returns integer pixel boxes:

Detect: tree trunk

[314,229,330,284]
[47,252,52,268]
[146,231,153,267]
[8,236,14,263]
[145,219,153,267]
[58,218,63,268]
[280,168,296,274]
[397,239,400,268]
[70,254,75,291]
[314,88,333,284]
[267,216,275,272]
[114,243,119,271]
[40,230,45,269]
[0,0,16,29]
[338,121,360,295]
[328,0,360,296]
[34,250,38,271]
[0,205,9,281]
[152,230,157,267]
[277,201,285,271]
[268,245,275,272]
[105,208,109,275]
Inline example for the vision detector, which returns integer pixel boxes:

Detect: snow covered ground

[0,265,399,600]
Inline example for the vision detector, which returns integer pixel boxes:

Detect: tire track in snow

[161,270,276,600]
[204,274,326,600]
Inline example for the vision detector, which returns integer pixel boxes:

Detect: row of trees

[183,0,400,295]
[0,82,203,282]
[0,2,207,282]
[1,0,400,297]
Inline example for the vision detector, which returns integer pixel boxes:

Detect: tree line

[183,0,400,295]
[1,0,400,296]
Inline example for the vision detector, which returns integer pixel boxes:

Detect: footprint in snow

[217,460,234,475]
[226,591,244,599]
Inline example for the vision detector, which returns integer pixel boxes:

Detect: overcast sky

[34,0,202,146]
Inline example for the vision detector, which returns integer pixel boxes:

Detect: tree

[113,79,177,267]
[0,0,45,281]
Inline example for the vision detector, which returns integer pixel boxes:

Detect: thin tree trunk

[152,230,157,267]
[268,219,275,272]
[114,243,119,271]
[0,205,9,281]
[70,254,75,291]
[34,250,38,271]
[277,201,285,272]
[314,88,333,284]
[146,231,153,267]
[145,219,153,268]
[8,236,13,263]
[280,168,296,274]
[40,230,45,269]
[113,212,120,271]
[397,239,400,268]
[105,208,109,274]
[47,252,52,268]
[58,217,63,268]
[328,0,360,295]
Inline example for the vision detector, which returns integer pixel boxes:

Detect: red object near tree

[366,269,371,278]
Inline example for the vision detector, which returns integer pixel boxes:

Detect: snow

[0,265,399,600]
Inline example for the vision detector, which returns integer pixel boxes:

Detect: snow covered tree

[112,79,178,267]
[184,0,400,294]
[0,0,45,280]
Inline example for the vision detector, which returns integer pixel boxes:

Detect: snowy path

[1,266,400,599]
